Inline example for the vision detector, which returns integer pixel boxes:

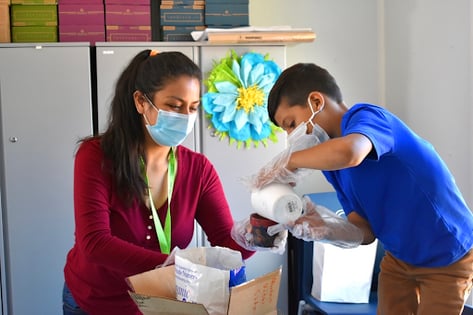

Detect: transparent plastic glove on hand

[231,217,288,255]
[242,148,297,190]
[287,196,363,248]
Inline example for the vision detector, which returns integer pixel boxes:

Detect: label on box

[12,25,57,42]
[105,0,149,4]
[105,4,150,26]
[59,24,105,45]
[58,4,104,25]
[160,4,204,26]
[11,0,56,4]
[161,0,205,5]
[11,4,58,26]
[205,4,249,27]
[106,25,151,42]
[162,25,204,41]
[58,0,103,3]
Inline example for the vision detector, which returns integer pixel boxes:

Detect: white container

[250,183,303,224]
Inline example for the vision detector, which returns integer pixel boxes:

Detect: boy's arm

[347,211,376,244]
[288,133,373,171]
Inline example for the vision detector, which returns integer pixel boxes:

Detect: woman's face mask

[143,96,197,147]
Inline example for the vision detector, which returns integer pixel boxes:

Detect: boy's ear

[308,91,325,110]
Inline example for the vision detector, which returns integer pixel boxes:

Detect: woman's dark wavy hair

[97,50,202,203]
[267,63,343,126]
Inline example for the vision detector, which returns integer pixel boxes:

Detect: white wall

[250,0,472,208]
[250,0,383,196]
[250,0,473,305]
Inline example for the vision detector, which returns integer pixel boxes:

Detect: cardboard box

[0,0,10,5]
[0,24,10,42]
[11,25,57,42]
[104,0,149,4]
[105,4,150,26]
[11,4,58,26]
[127,265,282,315]
[58,4,104,25]
[162,25,204,41]
[160,4,204,26]
[161,0,205,5]
[11,0,56,4]
[205,4,249,27]
[58,0,102,3]
[0,4,9,24]
[106,24,151,41]
[59,24,104,44]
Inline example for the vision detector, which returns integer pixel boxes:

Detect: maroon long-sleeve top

[64,139,254,314]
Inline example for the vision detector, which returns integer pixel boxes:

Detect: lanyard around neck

[142,148,177,254]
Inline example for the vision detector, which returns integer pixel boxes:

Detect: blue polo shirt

[323,103,473,267]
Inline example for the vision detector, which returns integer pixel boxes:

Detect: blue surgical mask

[143,97,197,147]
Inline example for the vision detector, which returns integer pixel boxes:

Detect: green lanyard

[142,148,177,254]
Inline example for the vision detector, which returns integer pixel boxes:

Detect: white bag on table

[174,246,246,315]
[311,239,378,303]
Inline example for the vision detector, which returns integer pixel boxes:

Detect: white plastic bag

[311,239,378,303]
[174,247,246,315]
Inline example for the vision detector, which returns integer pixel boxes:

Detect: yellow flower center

[236,85,265,113]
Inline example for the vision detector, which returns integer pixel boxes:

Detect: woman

[63,50,269,314]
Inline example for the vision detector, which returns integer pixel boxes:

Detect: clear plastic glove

[243,148,297,190]
[241,124,319,191]
[231,217,288,255]
[286,196,363,249]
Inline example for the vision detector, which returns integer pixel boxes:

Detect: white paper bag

[311,239,378,303]
[174,246,246,315]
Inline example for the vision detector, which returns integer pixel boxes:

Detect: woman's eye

[168,104,181,111]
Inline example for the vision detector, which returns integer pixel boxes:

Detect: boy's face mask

[287,97,329,150]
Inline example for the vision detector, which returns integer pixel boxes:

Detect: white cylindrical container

[250,182,303,224]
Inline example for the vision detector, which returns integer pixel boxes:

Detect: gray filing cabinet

[0,43,93,315]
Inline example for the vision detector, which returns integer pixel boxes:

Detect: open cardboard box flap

[127,264,281,315]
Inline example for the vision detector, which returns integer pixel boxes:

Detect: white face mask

[287,97,329,151]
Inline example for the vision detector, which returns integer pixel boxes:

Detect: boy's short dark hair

[267,63,343,126]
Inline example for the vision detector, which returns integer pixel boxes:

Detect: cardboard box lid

[127,265,282,315]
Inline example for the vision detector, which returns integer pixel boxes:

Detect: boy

[258,62,473,315]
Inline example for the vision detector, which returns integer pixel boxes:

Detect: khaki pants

[377,249,473,315]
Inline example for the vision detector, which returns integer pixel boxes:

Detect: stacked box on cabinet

[10,0,58,42]
[205,0,248,28]
[160,0,205,41]
[0,0,10,42]
[105,0,151,42]
[58,0,105,45]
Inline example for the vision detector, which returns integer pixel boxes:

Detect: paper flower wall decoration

[202,50,282,149]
